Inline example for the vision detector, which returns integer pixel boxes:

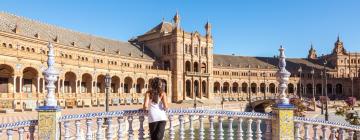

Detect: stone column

[75,80,78,94]
[13,76,17,93]
[37,77,40,94]
[42,78,45,94]
[19,76,23,93]
[61,80,65,94]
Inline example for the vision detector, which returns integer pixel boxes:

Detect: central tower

[135,12,214,102]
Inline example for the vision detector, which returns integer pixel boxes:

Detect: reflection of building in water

[0,12,359,111]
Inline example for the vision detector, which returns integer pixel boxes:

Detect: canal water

[163,119,267,140]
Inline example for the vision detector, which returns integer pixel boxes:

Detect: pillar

[37,107,61,140]
[75,80,78,94]
[62,80,65,94]
[13,76,16,93]
[19,76,23,93]
[37,77,40,94]
[271,105,295,140]
[42,78,45,94]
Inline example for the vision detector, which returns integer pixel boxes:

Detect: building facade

[0,12,359,111]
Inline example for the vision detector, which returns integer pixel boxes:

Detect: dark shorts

[149,121,166,140]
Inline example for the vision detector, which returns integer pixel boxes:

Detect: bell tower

[307,44,317,59]
[332,35,346,55]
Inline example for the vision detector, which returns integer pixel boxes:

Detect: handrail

[0,120,38,130]
[59,109,272,122]
[294,116,360,131]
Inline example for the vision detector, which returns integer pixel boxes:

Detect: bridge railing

[294,117,360,140]
[58,109,272,140]
[0,120,37,140]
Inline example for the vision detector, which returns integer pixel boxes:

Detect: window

[23,79,32,93]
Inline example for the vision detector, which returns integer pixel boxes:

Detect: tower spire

[173,11,180,28]
[205,20,212,37]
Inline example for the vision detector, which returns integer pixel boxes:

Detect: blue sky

[1,0,359,58]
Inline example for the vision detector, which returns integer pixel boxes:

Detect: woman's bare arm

[143,92,149,110]
[161,92,169,110]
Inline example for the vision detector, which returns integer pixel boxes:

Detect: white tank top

[148,99,167,123]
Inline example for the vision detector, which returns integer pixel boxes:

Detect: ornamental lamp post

[323,59,329,121]
[350,73,354,110]
[248,65,253,112]
[298,66,303,99]
[105,73,111,113]
[311,68,316,110]
[262,72,267,100]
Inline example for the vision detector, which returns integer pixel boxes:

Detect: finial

[276,45,291,106]
[337,33,341,42]
[162,17,165,22]
[42,42,59,107]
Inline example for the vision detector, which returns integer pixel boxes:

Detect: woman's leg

[156,121,167,140]
[149,122,158,140]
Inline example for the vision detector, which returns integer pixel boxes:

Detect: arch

[251,83,257,93]
[186,80,191,97]
[288,83,294,94]
[97,75,105,93]
[185,61,191,72]
[22,67,39,93]
[269,83,276,94]
[111,76,120,93]
[64,72,76,93]
[306,84,313,96]
[202,80,206,97]
[327,84,333,95]
[213,82,220,93]
[316,84,322,96]
[194,62,199,72]
[124,77,133,93]
[260,83,266,93]
[136,78,145,93]
[232,82,239,93]
[81,73,92,93]
[0,64,14,93]
[242,82,248,93]
[223,82,229,93]
[335,84,342,94]
[201,63,207,73]
[194,80,199,97]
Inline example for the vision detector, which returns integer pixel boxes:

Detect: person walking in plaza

[143,77,169,140]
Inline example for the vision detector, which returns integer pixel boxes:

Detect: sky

[1,0,359,58]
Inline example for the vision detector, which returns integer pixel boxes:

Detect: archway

[202,80,206,97]
[0,64,14,93]
[335,84,342,95]
[194,62,199,72]
[201,63,206,73]
[194,80,199,97]
[111,76,120,93]
[22,67,38,93]
[260,83,266,93]
[97,75,105,93]
[327,84,333,95]
[124,77,133,93]
[251,83,257,93]
[186,80,191,97]
[81,73,92,93]
[223,82,229,93]
[136,78,145,93]
[214,82,220,93]
[64,72,76,93]
[288,83,294,94]
[232,82,239,93]
[185,61,191,72]
[242,82,248,93]
[269,83,276,94]
[306,84,312,97]
[316,84,322,96]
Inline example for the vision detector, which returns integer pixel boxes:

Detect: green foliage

[335,102,360,125]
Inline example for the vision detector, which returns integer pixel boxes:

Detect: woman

[143,77,169,140]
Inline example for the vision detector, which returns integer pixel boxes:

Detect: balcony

[185,71,210,77]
